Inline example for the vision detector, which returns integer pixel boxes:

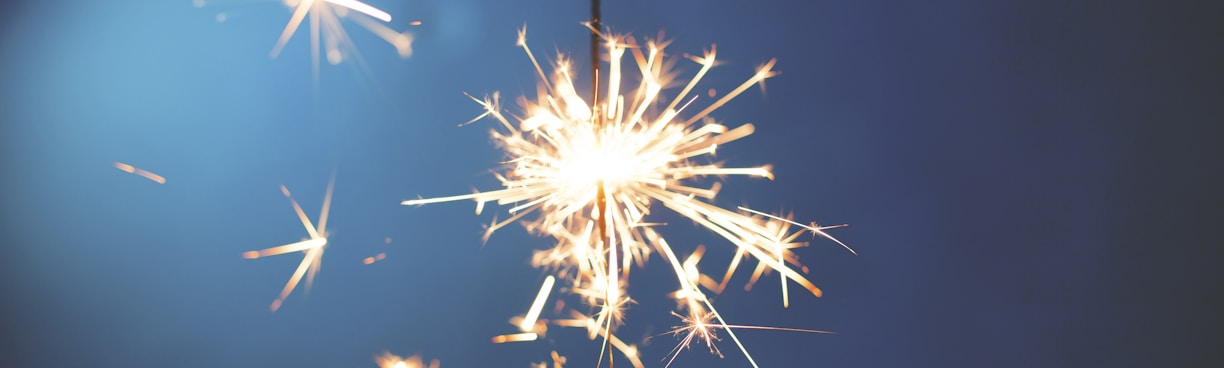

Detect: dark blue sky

[2,1,1222,367]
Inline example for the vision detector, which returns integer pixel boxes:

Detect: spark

[662,308,834,368]
[492,332,539,344]
[530,350,568,368]
[113,162,165,184]
[546,351,568,368]
[269,0,414,82]
[243,175,336,312]
[494,277,559,346]
[548,310,645,368]
[374,351,439,368]
[520,275,556,332]
[739,206,856,256]
[402,26,850,365]
[362,252,386,265]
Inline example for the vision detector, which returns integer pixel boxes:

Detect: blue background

[2,0,1222,367]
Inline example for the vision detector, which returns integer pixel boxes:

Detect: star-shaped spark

[404,26,853,366]
[243,176,335,312]
[270,0,414,81]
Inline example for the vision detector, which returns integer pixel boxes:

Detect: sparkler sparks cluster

[403,26,854,366]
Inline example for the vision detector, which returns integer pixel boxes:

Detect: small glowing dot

[384,237,392,244]
[327,49,343,65]
[216,13,227,23]
[192,0,205,8]
[708,88,716,97]
[410,20,422,26]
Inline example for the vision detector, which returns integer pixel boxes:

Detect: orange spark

[492,332,538,344]
[113,162,165,184]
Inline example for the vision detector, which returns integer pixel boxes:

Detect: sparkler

[402,25,854,366]
[243,176,336,312]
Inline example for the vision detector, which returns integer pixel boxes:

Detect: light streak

[113,162,165,184]
[739,206,855,256]
[520,275,556,332]
[243,175,335,312]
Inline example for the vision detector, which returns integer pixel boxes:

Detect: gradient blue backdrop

[2,1,1222,367]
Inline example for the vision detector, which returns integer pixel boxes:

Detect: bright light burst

[403,26,852,366]
[268,0,414,79]
[243,176,336,312]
